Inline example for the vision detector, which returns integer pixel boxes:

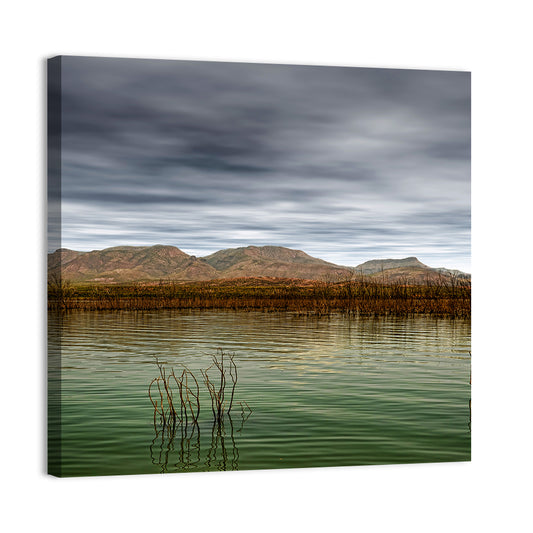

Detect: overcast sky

[56,56,470,271]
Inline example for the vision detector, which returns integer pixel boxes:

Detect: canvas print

[48,56,471,477]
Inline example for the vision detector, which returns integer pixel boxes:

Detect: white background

[1,1,532,531]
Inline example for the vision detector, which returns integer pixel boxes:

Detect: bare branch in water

[150,350,251,431]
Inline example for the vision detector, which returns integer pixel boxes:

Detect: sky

[54,56,470,271]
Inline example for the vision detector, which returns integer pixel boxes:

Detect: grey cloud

[55,57,470,271]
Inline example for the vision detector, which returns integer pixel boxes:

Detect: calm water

[48,310,471,477]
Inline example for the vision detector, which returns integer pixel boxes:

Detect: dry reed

[148,358,200,431]
[48,276,471,317]
[149,350,252,432]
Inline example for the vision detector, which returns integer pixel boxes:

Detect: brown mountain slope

[364,266,448,284]
[48,244,470,284]
[204,245,352,280]
[47,248,83,271]
[48,245,217,283]
[354,257,427,275]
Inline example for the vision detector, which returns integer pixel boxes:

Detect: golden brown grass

[48,276,471,317]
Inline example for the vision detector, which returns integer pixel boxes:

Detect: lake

[48,310,471,477]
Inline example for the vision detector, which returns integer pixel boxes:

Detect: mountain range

[48,244,470,285]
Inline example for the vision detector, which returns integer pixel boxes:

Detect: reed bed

[49,277,471,317]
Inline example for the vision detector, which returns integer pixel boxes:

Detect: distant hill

[47,245,217,283]
[433,267,471,279]
[47,248,83,271]
[354,257,427,275]
[204,245,351,280]
[48,244,470,285]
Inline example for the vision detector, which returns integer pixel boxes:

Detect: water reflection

[150,423,201,473]
[205,417,239,471]
[53,309,471,369]
[51,309,471,476]
[150,415,251,473]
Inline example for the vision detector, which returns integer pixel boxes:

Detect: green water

[48,310,471,477]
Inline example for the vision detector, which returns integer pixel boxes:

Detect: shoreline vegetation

[48,276,471,317]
